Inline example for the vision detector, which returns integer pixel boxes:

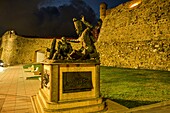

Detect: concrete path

[131,105,170,113]
[128,101,170,113]
[0,65,40,113]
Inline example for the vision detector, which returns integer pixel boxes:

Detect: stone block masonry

[97,0,170,70]
[97,39,170,70]
[0,31,81,66]
[0,31,52,65]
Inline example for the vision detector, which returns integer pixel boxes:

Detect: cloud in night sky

[35,0,97,37]
[0,0,41,36]
[0,0,97,37]
[0,0,128,37]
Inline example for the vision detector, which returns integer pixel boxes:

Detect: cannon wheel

[48,38,56,59]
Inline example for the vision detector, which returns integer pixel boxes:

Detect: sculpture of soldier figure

[52,37,73,60]
[71,16,102,60]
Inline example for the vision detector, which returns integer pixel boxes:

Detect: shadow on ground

[107,98,160,108]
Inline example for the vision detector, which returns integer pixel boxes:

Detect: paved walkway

[129,102,170,113]
[0,65,40,113]
[131,105,170,113]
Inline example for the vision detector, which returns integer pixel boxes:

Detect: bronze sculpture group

[46,16,102,61]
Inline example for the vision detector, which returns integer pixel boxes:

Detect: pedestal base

[31,89,105,113]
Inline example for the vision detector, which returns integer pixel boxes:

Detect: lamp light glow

[129,0,142,8]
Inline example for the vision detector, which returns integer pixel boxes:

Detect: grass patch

[23,63,42,72]
[100,66,170,108]
[26,75,41,80]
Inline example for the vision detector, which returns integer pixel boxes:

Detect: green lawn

[23,63,42,72]
[100,66,170,108]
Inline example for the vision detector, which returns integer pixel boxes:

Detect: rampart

[97,0,170,70]
[0,31,80,65]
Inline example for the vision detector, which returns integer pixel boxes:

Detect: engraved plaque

[63,71,93,93]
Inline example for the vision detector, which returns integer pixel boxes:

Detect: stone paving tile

[0,65,40,113]
[1,106,15,112]
[0,94,6,99]
[1,111,15,113]
[0,98,5,112]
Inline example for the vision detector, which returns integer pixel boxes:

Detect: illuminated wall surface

[0,32,51,65]
[0,31,81,65]
[97,0,170,70]
[0,0,169,71]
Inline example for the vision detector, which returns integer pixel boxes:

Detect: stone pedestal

[31,60,105,113]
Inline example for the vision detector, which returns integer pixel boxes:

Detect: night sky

[0,0,129,37]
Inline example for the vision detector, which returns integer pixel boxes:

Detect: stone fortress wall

[0,31,80,65]
[97,0,170,70]
[1,31,52,65]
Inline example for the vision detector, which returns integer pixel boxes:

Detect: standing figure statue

[71,16,102,60]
